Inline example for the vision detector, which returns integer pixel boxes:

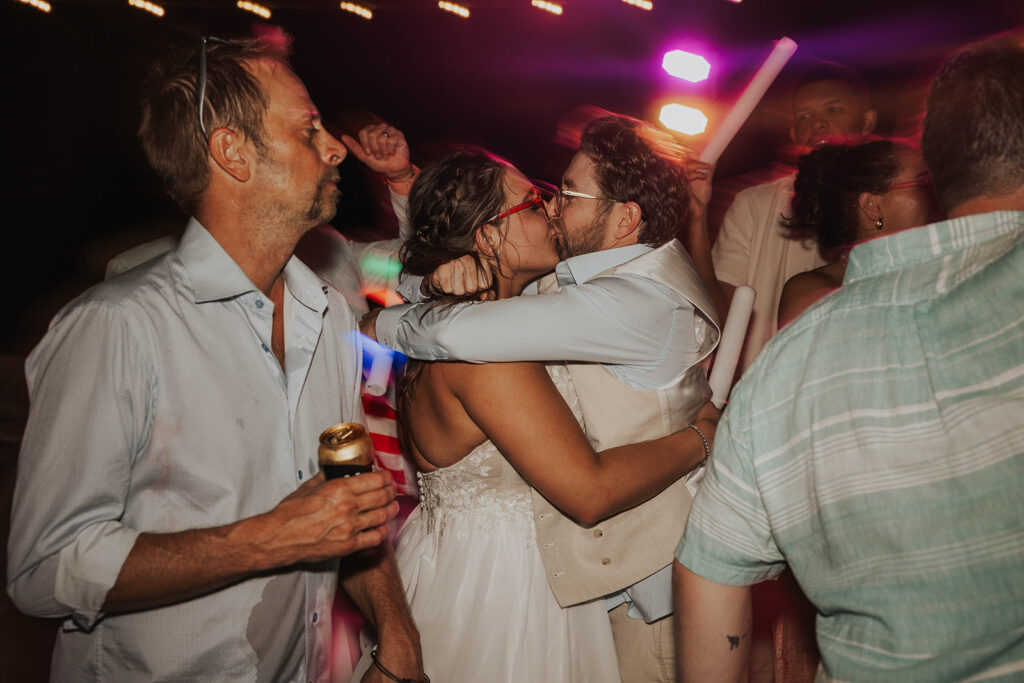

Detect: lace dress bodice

[416,364,584,542]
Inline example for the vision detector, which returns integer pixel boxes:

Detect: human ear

[208,128,252,183]
[861,109,878,135]
[612,201,643,240]
[857,191,883,226]
[474,224,500,259]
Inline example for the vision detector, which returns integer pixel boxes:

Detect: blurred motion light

[16,0,51,11]
[662,49,711,82]
[339,2,372,19]
[622,0,653,10]
[438,1,469,18]
[532,0,563,15]
[237,1,270,18]
[128,0,164,17]
[659,104,708,135]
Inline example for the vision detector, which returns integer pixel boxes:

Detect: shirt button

[312,612,318,623]
[593,529,603,538]
[601,557,611,565]
[255,299,264,309]
[261,343,270,352]
[298,470,303,480]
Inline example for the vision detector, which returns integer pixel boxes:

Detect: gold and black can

[318,422,374,479]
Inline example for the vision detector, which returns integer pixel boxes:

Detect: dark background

[3,0,1020,352]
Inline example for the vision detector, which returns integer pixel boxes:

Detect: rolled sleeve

[675,395,786,586]
[8,301,151,627]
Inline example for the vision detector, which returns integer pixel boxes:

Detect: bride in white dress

[354,149,717,682]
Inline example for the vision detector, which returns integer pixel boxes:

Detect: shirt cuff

[375,303,418,349]
[55,521,140,629]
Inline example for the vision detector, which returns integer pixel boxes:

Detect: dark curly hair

[138,36,289,214]
[784,140,906,261]
[579,115,691,248]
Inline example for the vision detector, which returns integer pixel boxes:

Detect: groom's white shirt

[378,241,719,622]
[381,243,701,387]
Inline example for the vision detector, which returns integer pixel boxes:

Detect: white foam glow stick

[364,349,394,397]
[699,37,798,165]
[708,285,755,408]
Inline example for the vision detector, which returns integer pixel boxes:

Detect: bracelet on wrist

[385,165,418,184]
[370,645,429,683]
[683,422,711,467]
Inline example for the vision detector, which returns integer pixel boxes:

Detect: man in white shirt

[369,115,720,683]
[710,61,878,374]
[7,36,423,682]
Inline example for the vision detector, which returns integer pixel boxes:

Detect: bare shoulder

[778,267,842,328]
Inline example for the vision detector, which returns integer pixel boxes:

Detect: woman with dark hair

[778,140,939,327]
[353,148,717,682]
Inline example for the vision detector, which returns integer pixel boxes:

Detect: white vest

[532,239,720,607]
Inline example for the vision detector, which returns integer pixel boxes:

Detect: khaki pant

[609,603,676,683]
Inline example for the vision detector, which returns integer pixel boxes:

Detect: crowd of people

[6,27,1022,683]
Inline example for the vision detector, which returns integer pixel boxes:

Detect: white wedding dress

[352,366,621,683]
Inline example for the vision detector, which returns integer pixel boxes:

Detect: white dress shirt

[8,219,363,682]
[380,244,700,389]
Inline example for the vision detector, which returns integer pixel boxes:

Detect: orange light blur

[531,0,563,15]
[237,1,271,19]
[340,2,372,19]
[438,1,469,18]
[128,0,164,17]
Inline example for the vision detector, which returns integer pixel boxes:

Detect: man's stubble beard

[559,211,608,258]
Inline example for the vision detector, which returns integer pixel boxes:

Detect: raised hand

[341,123,414,182]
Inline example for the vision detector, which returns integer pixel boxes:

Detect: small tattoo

[726,629,750,651]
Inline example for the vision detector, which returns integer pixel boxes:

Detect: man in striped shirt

[673,38,1024,682]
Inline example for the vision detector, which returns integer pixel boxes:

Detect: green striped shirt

[677,211,1024,681]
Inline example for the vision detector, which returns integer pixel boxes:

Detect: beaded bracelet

[684,422,711,467]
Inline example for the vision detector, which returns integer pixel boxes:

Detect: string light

[15,0,51,11]
[438,1,469,18]
[339,2,372,19]
[622,0,652,10]
[659,104,708,135]
[531,0,563,15]
[237,1,271,19]
[128,0,164,17]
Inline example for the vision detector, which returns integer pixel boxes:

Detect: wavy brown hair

[397,148,516,429]
[579,115,691,248]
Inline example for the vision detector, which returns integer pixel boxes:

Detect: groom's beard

[559,213,607,258]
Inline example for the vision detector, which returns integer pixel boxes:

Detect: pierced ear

[612,201,643,240]
[861,109,878,135]
[857,191,883,222]
[207,127,251,183]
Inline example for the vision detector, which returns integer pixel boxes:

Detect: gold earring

[875,217,884,231]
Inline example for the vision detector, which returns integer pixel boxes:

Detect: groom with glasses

[368,114,721,683]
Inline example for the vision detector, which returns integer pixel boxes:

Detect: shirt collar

[845,211,1024,285]
[177,218,327,314]
[554,243,653,287]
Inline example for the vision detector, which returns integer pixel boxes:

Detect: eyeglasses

[477,187,550,229]
[197,36,227,141]
[885,177,931,192]
[549,185,614,217]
